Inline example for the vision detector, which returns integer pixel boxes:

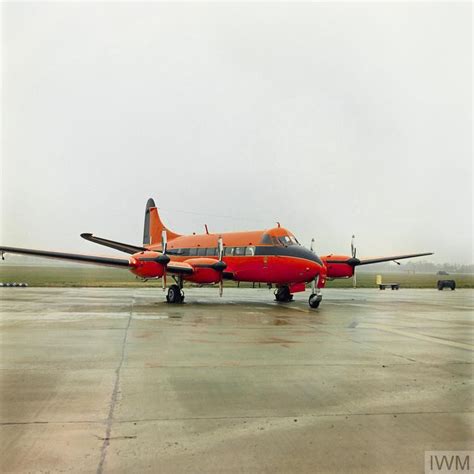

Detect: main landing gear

[166,281,185,304]
[274,286,294,303]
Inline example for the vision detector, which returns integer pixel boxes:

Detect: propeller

[161,230,167,291]
[217,236,224,297]
[351,235,357,288]
[310,238,315,252]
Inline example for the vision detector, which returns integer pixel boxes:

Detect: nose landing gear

[308,276,323,309]
[308,293,322,308]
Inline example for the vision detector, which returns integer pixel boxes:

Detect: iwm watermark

[425,452,474,473]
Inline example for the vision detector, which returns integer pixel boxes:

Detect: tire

[309,294,322,309]
[275,286,291,302]
[167,285,183,304]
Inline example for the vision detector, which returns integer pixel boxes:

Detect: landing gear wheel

[274,286,293,303]
[167,284,184,304]
[309,294,322,309]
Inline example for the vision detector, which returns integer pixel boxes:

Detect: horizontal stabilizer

[0,246,130,268]
[81,233,146,254]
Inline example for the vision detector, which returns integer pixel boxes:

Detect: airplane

[0,198,433,308]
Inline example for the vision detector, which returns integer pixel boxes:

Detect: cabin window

[189,248,198,256]
[260,233,272,245]
[206,248,216,256]
[180,248,190,256]
[289,236,299,245]
[197,247,206,256]
[234,247,246,256]
[224,247,234,256]
[245,246,255,256]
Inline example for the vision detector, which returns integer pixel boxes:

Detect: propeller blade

[353,269,357,289]
[310,238,315,252]
[351,234,356,258]
[161,230,168,291]
[217,236,224,261]
[161,230,168,255]
[218,236,224,297]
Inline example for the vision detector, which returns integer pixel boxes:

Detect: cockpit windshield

[261,233,300,246]
[278,235,300,246]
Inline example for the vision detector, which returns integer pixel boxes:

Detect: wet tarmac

[1,287,473,473]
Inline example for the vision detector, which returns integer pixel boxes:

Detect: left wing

[353,252,433,266]
[324,252,433,267]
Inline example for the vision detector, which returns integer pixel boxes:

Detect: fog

[1,2,472,263]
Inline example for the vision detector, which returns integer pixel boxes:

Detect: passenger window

[189,248,198,256]
[181,248,190,256]
[245,246,255,256]
[224,247,234,256]
[197,247,206,256]
[234,247,246,256]
[206,248,216,256]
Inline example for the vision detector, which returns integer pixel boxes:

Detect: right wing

[0,246,130,268]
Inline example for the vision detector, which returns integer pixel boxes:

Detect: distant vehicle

[437,270,449,275]
[376,275,400,290]
[437,280,455,291]
[0,198,433,309]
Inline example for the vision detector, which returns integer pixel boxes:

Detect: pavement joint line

[2,410,473,426]
[96,296,134,474]
[359,323,474,351]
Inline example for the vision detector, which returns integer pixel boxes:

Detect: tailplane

[143,198,181,245]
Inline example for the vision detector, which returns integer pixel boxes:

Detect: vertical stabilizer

[143,198,181,246]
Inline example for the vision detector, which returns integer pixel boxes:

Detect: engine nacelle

[129,251,165,279]
[183,258,222,284]
[322,255,354,279]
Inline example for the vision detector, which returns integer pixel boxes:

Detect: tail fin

[143,198,181,245]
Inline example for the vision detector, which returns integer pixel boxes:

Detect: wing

[0,246,130,268]
[81,233,146,254]
[354,252,434,266]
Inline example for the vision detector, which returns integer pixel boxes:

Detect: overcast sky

[1,2,472,264]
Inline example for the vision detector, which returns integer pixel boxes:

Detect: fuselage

[147,226,326,286]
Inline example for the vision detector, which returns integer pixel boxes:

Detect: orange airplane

[0,198,433,308]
